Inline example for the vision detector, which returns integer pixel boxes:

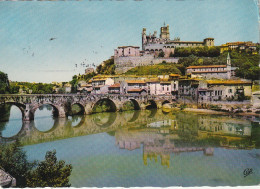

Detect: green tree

[96,59,115,75]
[70,75,78,93]
[27,150,72,187]
[0,71,10,94]
[158,51,165,57]
[0,140,36,187]
[235,61,260,80]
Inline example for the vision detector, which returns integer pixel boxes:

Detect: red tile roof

[169,74,180,77]
[192,71,227,73]
[126,80,146,84]
[128,89,144,92]
[207,80,252,85]
[109,83,121,88]
[187,65,227,69]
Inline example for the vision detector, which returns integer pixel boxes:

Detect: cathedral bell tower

[227,53,231,79]
[160,23,170,40]
[142,28,147,51]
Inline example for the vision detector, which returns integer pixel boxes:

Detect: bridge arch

[127,110,141,122]
[122,99,141,111]
[92,112,117,128]
[70,103,85,115]
[92,98,117,113]
[129,99,141,110]
[68,115,85,128]
[162,100,171,105]
[34,119,60,133]
[32,103,60,118]
[0,102,26,120]
[146,100,157,109]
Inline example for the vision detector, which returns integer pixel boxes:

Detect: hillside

[125,62,182,76]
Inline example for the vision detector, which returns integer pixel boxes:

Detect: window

[228,89,232,93]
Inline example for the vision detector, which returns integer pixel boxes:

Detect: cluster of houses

[76,54,252,103]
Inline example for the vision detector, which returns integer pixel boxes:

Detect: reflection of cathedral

[115,113,254,167]
[115,118,215,167]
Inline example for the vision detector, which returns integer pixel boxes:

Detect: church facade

[186,53,232,79]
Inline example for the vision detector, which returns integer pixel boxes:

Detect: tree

[158,51,165,57]
[0,71,10,94]
[96,59,115,75]
[70,75,78,93]
[0,140,36,187]
[27,150,72,187]
[235,61,260,80]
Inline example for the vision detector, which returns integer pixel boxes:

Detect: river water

[0,104,260,187]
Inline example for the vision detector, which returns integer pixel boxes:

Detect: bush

[180,104,187,110]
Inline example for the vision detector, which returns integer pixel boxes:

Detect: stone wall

[0,169,16,187]
[115,56,179,74]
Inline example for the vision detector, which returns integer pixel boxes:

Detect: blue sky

[0,0,258,83]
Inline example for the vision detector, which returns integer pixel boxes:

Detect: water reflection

[67,115,84,127]
[0,107,258,151]
[0,104,23,138]
[1,107,260,186]
[34,104,57,132]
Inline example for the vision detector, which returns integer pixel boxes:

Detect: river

[0,104,260,187]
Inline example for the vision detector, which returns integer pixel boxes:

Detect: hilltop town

[1,24,260,114]
[66,24,259,113]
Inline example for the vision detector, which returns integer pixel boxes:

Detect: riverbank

[167,107,260,117]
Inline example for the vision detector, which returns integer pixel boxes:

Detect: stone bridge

[0,94,175,121]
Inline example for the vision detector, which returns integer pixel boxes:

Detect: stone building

[169,74,180,95]
[178,79,200,102]
[220,41,258,54]
[120,80,148,95]
[77,81,92,93]
[114,46,140,57]
[186,53,232,79]
[85,68,95,74]
[108,83,121,94]
[198,80,252,102]
[146,78,171,95]
[91,77,114,94]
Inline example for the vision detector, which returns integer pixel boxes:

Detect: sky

[0,0,259,83]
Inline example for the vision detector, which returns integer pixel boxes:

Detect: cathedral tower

[227,53,231,79]
[142,28,147,50]
[160,24,170,40]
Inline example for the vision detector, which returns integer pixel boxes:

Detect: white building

[186,53,232,79]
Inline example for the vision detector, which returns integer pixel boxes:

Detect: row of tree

[172,46,221,57]
[9,82,55,94]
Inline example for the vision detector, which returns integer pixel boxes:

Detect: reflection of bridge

[0,110,172,145]
[0,94,175,121]
[0,109,254,151]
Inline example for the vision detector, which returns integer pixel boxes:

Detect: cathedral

[142,24,214,57]
[114,24,215,74]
